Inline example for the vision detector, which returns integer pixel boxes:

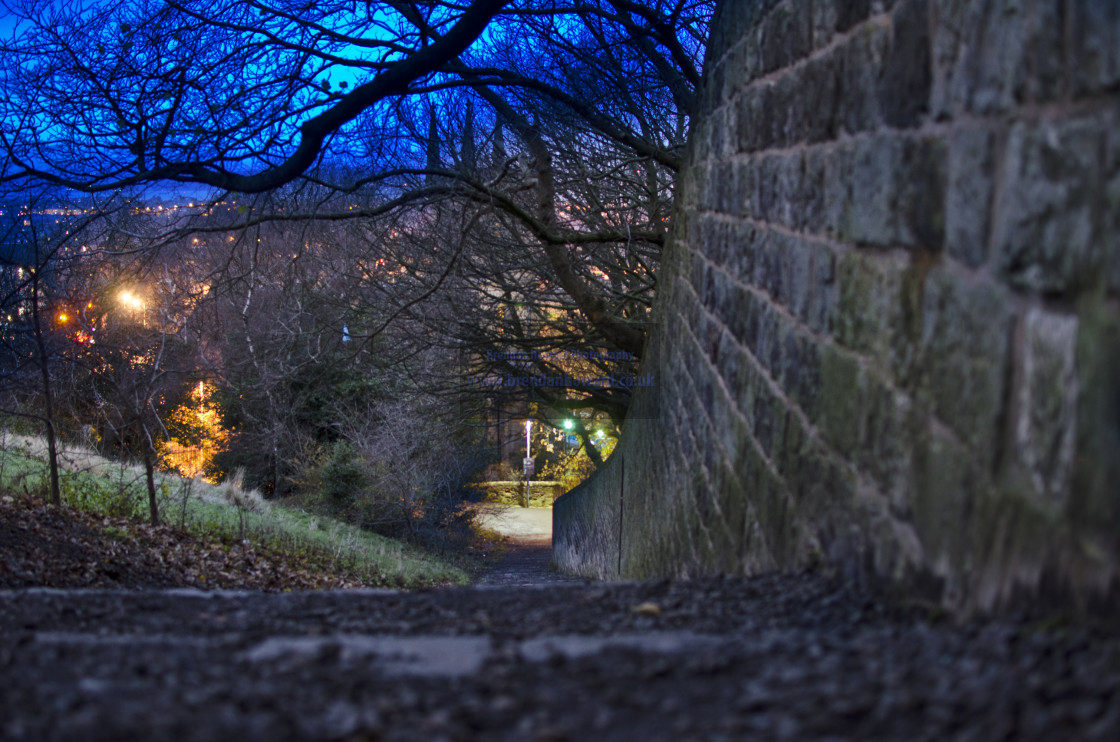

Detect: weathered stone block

[686,250,706,297]
[785,332,823,420]
[736,361,763,432]
[736,86,766,154]
[838,20,890,134]
[725,280,761,352]
[817,344,868,458]
[1026,1,1067,102]
[1070,297,1120,543]
[755,383,789,460]
[932,0,1065,115]
[710,218,739,275]
[754,153,780,222]
[785,234,816,321]
[995,119,1101,294]
[845,136,898,245]
[751,229,785,302]
[785,437,858,559]
[841,135,946,249]
[759,0,813,76]
[772,151,804,228]
[1106,120,1120,296]
[878,0,932,129]
[931,0,1029,115]
[751,300,782,381]
[711,106,735,160]
[730,160,752,220]
[889,252,933,383]
[897,137,948,250]
[918,269,1013,466]
[911,424,973,592]
[730,221,761,284]
[802,56,841,144]
[1014,307,1079,505]
[822,142,854,238]
[945,128,994,267]
[805,245,838,334]
[835,251,903,357]
[811,0,839,49]
[857,375,917,516]
[692,162,711,209]
[711,159,738,215]
[1070,0,1120,95]
[800,147,829,234]
[836,0,874,34]
[710,355,740,452]
[721,38,747,99]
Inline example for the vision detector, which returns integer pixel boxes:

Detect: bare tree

[0,0,511,193]
[0,188,119,503]
[0,0,714,491]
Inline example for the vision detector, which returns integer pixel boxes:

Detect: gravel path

[477,537,584,587]
[474,504,582,587]
[2,573,1118,741]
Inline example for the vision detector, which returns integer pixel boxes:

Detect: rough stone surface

[555,0,1120,618]
[3,577,1119,741]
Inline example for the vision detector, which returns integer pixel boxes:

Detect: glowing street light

[119,290,144,310]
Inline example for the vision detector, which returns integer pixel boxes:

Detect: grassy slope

[0,433,469,588]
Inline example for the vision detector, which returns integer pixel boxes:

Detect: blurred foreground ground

[3,570,1119,741]
[2,502,1118,741]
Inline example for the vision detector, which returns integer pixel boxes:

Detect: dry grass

[0,431,469,588]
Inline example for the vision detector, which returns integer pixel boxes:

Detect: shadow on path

[472,504,584,586]
[478,536,585,586]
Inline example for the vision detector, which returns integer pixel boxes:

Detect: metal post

[524,419,531,508]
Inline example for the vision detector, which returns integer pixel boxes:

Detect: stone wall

[476,481,565,508]
[555,0,1120,615]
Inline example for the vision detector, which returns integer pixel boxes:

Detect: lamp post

[523,419,533,508]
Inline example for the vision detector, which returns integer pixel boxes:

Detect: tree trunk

[31,278,61,506]
[143,443,159,526]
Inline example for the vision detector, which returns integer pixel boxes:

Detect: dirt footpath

[473,505,582,587]
[2,571,1118,741]
[472,504,554,542]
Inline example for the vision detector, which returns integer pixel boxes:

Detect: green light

[562,419,574,431]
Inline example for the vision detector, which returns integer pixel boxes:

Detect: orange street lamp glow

[119,290,143,309]
[58,313,68,323]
